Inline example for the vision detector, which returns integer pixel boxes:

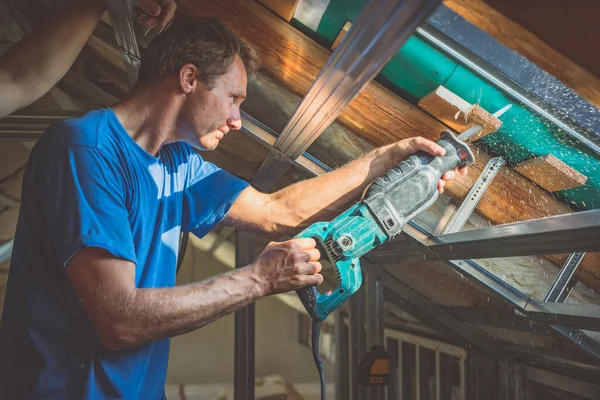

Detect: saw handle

[296,286,320,320]
[294,222,330,321]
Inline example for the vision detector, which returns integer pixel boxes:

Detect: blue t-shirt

[0,108,249,399]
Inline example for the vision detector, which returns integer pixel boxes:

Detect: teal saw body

[295,131,475,321]
[295,203,388,321]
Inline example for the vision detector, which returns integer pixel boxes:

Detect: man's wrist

[381,142,404,171]
[244,262,270,299]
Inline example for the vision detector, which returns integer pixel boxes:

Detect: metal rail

[427,210,600,259]
[544,252,586,303]
[105,0,141,83]
[252,0,442,190]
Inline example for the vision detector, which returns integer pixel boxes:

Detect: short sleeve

[36,146,137,267]
[181,152,249,237]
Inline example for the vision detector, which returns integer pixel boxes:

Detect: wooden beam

[418,85,502,140]
[255,0,299,22]
[177,0,600,292]
[515,154,588,192]
[443,0,600,109]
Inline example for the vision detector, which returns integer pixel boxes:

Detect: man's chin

[196,139,220,152]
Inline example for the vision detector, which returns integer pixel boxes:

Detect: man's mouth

[218,128,229,135]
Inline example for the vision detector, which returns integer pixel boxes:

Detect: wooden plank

[256,0,299,22]
[515,154,588,192]
[418,85,502,140]
[443,0,600,109]
[177,0,600,292]
[331,20,351,51]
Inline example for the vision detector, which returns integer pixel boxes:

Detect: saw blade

[457,104,513,141]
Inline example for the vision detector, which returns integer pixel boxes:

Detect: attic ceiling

[1,0,600,388]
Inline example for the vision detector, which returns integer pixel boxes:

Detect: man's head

[137,15,260,150]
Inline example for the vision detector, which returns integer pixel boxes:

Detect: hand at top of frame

[134,0,177,29]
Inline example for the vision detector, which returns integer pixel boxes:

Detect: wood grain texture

[256,0,299,22]
[177,0,600,291]
[443,0,600,109]
[515,154,588,192]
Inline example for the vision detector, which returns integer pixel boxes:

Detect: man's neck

[112,82,182,156]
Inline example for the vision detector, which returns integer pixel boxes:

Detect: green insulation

[291,0,600,210]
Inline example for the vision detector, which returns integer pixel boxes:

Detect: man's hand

[251,238,323,295]
[135,0,177,29]
[394,137,469,194]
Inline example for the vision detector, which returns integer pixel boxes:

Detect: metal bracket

[439,156,504,234]
[251,0,442,190]
[544,252,586,303]
[105,0,141,83]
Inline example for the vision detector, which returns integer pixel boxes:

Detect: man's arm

[66,239,322,351]
[0,0,105,118]
[0,0,176,119]
[223,137,468,236]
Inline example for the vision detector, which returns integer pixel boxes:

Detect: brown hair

[137,15,260,89]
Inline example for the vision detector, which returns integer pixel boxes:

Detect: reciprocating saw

[294,105,511,399]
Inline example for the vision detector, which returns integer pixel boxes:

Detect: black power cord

[311,319,326,400]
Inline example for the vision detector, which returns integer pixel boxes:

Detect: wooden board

[515,154,588,192]
[256,0,299,22]
[443,0,600,109]
[177,0,600,292]
[418,86,502,139]
[331,20,351,51]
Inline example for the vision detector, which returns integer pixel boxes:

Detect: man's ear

[179,63,200,93]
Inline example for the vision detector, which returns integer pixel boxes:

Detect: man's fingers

[309,261,322,274]
[292,237,317,250]
[304,249,321,262]
[136,13,160,28]
[298,261,322,274]
[442,170,456,180]
[411,137,445,157]
[158,1,177,29]
[304,274,324,286]
[459,165,469,175]
[138,0,162,16]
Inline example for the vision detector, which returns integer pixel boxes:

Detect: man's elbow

[97,320,143,351]
[265,196,308,235]
[93,309,144,351]
[0,71,28,118]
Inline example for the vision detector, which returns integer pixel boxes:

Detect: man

[1,14,466,400]
[0,0,176,119]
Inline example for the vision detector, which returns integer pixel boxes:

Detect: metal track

[441,157,504,234]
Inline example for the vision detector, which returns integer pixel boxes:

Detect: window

[385,330,466,400]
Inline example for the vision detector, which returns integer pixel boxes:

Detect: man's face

[180,56,247,150]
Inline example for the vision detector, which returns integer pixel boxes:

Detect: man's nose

[227,114,242,131]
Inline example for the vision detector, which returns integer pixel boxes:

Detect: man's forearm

[105,266,264,350]
[266,143,401,234]
[0,0,105,118]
